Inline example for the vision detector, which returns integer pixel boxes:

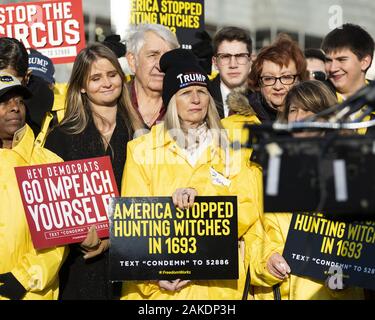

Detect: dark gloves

[191,30,214,74]
[0,273,27,300]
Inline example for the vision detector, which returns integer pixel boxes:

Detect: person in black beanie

[160,48,212,107]
[120,48,261,300]
[191,30,214,75]
[26,48,56,136]
[102,34,126,58]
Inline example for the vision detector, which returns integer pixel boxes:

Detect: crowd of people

[0,21,374,300]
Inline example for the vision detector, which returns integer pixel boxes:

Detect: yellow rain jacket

[0,125,66,300]
[120,123,262,300]
[222,88,261,160]
[335,81,375,135]
[247,213,365,300]
[223,89,364,299]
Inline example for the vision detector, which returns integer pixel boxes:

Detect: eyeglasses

[260,75,298,86]
[215,53,251,65]
[310,71,327,81]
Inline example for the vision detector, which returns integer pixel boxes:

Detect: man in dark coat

[210,26,253,118]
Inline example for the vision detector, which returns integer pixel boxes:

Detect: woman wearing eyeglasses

[221,34,308,163]
[247,34,309,122]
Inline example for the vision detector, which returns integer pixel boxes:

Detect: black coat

[44,112,131,300]
[25,75,54,136]
[247,91,278,122]
[209,75,225,119]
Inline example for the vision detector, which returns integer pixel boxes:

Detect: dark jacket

[209,75,225,119]
[25,75,54,136]
[247,90,278,122]
[44,112,131,300]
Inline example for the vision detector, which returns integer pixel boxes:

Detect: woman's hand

[158,279,191,292]
[172,188,198,209]
[266,253,291,280]
[80,226,110,259]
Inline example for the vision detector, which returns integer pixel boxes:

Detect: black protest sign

[130,0,205,49]
[283,213,375,290]
[109,196,238,281]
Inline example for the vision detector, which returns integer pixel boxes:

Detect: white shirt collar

[220,81,231,118]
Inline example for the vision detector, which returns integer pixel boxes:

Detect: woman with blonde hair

[45,43,143,299]
[121,48,262,299]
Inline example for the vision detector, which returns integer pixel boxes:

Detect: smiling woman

[44,43,143,300]
[81,59,123,109]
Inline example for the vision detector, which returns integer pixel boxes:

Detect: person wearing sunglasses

[246,34,309,121]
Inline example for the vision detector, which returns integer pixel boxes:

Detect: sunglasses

[310,71,327,81]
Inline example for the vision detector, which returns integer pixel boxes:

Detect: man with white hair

[126,23,179,128]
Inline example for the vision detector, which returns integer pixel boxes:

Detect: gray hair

[126,23,179,55]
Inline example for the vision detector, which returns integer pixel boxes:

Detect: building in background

[86,0,375,79]
[204,0,375,78]
[3,0,375,80]
[205,0,375,50]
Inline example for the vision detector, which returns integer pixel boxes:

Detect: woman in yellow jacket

[120,49,262,300]
[0,73,66,300]
[247,80,365,299]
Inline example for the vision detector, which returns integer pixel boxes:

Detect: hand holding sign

[267,253,291,280]
[172,188,198,209]
[80,226,110,260]
[15,156,118,249]
[109,196,238,281]
[158,279,191,292]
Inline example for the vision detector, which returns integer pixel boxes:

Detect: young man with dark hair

[321,23,374,101]
[211,26,253,118]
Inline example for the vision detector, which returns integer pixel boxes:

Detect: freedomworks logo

[176,72,207,88]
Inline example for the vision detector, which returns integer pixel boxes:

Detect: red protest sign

[0,0,86,64]
[15,156,118,249]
